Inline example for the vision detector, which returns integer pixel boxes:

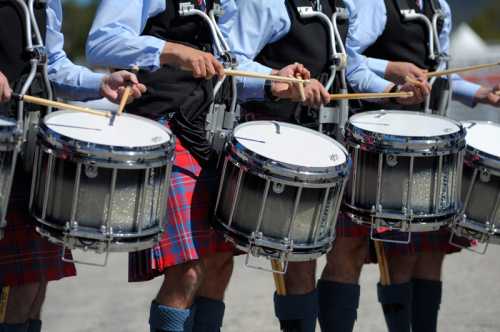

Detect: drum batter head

[346,110,466,155]
[463,121,500,171]
[40,111,175,167]
[231,121,349,183]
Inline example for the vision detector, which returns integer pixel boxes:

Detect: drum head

[463,121,500,158]
[233,121,346,168]
[43,111,171,148]
[350,111,460,137]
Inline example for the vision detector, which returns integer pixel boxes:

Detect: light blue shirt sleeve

[46,0,104,101]
[345,0,393,93]
[438,0,480,107]
[86,0,167,71]
[221,0,291,101]
[352,0,389,77]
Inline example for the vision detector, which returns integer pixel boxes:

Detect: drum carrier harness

[363,0,451,115]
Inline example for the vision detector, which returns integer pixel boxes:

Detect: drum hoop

[39,111,176,165]
[463,121,500,172]
[346,110,466,155]
[229,121,351,182]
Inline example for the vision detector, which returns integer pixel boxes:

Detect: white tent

[450,23,500,66]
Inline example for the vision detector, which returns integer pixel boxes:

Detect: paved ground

[44,245,500,332]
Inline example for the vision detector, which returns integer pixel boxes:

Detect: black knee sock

[377,282,412,332]
[412,279,442,332]
[192,297,225,332]
[27,320,41,332]
[317,280,360,332]
[0,323,29,332]
[274,290,318,332]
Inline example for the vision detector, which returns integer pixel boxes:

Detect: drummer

[221,1,431,331]
[0,1,144,331]
[324,1,500,331]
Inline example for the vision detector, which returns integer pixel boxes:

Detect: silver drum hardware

[30,111,175,265]
[450,121,500,253]
[213,121,350,271]
[343,110,466,243]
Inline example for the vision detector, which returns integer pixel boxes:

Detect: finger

[320,86,331,104]
[136,83,147,94]
[130,85,143,99]
[103,85,119,103]
[212,58,225,77]
[204,58,216,80]
[197,59,207,78]
[4,86,12,101]
[192,61,202,78]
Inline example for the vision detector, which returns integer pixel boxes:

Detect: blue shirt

[86,0,237,71]
[352,0,481,107]
[46,0,105,101]
[221,0,393,101]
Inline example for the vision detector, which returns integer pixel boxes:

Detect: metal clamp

[27,46,47,65]
[60,235,111,267]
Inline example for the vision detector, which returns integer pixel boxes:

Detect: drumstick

[224,69,310,85]
[374,242,391,286]
[117,65,140,116]
[0,286,9,323]
[495,91,500,96]
[329,91,414,101]
[13,94,111,118]
[427,62,500,78]
[271,260,287,295]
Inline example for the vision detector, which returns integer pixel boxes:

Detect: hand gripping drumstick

[224,69,310,85]
[296,74,306,102]
[117,66,140,117]
[13,94,111,118]
[374,242,391,286]
[330,91,414,101]
[427,62,500,78]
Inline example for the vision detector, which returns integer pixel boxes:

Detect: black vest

[242,0,349,122]
[360,0,445,112]
[0,0,47,115]
[128,0,217,164]
[364,0,443,71]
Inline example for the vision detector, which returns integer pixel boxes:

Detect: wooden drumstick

[271,259,287,295]
[117,65,140,116]
[495,90,500,96]
[13,94,111,118]
[330,91,414,101]
[427,62,500,78]
[224,69,310,85]
[374,242,391,286]
[0,286,9,323]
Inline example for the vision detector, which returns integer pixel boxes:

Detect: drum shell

[30,142,173,253]
[344,146,464,222]
[215,157,347,261]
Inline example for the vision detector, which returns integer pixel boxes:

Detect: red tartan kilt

[0,208,76,286]
[129,138,234,282]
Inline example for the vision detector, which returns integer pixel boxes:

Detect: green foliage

[470,2,500,41]
[60,0,98,61]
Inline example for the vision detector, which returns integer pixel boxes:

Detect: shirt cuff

[366,57,389,78]
[452,79,481,108]
[237,64,273,102]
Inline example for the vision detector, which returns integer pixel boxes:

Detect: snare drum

[344,111,466,236]
[452,121,500,246]
[0,117,22,239]
[30,111,175,257]
[214,121,350,264]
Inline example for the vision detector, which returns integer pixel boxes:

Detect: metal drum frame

[450,121,500,253]
[213,122,351,272]
[343,111,466,243]
[30,112,175,266]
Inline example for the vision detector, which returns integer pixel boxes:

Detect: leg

[150,261,205,332]
[318,236,368,332]
[190,252,234,332]
[26,281,47,332]
[411,252,445,332]
[274,261,317,332]
[1,283,40,332]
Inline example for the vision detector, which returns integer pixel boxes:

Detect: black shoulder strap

[394,0,414,13]
[175,0,213,12]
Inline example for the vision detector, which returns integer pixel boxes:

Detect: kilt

[129,139,233,282]
[335,211,466,259]
[0,208,76,286]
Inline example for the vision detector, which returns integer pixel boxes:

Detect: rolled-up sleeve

[86,0,166,71]
[46,0,104,101]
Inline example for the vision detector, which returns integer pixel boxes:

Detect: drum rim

[346,110,467,155]
[229,121,351,182]
[39,111,175,165]
[462,121,500,171]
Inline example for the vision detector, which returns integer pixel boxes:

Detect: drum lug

[480,169,491,183]
[272,182,285,194]
[386,155,398,167]
[84,163,99,178]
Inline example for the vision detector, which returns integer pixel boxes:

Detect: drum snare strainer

[344,111,466,243]
[450,121,500,253]
[30,111,175,266]
[214,121,350,272]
